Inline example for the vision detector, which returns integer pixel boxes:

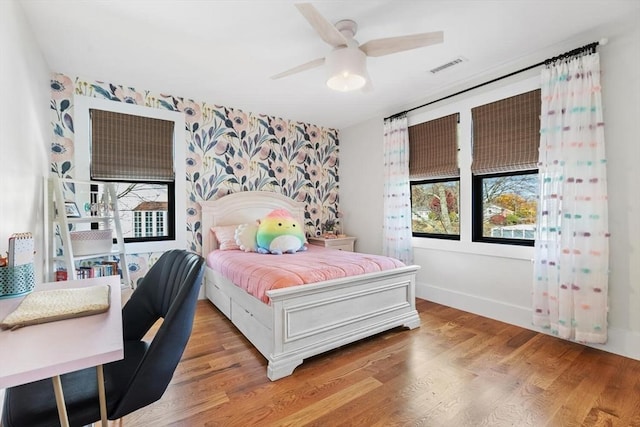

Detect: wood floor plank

[274,377,383,427]
[582,355,640,426]
[546,350,620,426]
[119,299,640,427]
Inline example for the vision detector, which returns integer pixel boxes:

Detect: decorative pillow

[211,225,241,251]
[235,223,259,253]
[256,209,306,255]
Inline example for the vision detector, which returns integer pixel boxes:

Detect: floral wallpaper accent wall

[50,73,340,285]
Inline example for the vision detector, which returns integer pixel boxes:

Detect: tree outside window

[411,179,460,238]
[474,171,537,244]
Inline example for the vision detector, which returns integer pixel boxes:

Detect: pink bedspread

[206,245,405,303]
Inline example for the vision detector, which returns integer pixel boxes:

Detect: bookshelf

[47,176,130,287]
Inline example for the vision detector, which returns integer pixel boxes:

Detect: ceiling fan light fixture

[273,4,444,91]
[325,46,367,92]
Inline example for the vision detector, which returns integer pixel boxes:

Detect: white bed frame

[200,191,420,380]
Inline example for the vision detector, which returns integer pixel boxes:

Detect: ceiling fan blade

[295,3,348,48]
[271,57,325,80]
[360,31,444,57]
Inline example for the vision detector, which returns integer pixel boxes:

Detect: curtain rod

[384,39,606,121]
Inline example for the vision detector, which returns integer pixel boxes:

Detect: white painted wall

[0,0,51,281]
[340,16,640,360]
[339,117,385,255]
[0,0,51,417]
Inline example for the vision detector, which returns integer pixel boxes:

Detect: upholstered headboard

[199,191,306,256]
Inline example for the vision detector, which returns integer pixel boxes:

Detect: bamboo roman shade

[408,113,459,179]
[471,89,541,175]
[90,109,175,182]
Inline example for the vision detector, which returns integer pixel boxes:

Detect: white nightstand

[307,236,356,252]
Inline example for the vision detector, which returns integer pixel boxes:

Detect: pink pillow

[212,225,241,251]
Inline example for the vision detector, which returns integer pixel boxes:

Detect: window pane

[134,212,142,237]
[156,213,164,235]
[480,173,537,241]
[411,180,460,235]
[112,183,169,239]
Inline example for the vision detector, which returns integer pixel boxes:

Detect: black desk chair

[2,249,205,427]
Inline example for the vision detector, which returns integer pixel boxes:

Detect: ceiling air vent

[429,56,467,74]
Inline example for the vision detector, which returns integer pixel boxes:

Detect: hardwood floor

[120,299,640,426]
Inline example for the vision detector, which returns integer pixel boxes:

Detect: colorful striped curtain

[532,52,609,344]
[382,116,413,264]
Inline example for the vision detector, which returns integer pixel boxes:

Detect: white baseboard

[417,281,640,362]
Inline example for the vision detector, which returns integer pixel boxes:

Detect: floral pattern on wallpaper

[50,73,340,286]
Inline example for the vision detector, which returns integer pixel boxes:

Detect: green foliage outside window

[411,180,460,235]
[480,173,538,241]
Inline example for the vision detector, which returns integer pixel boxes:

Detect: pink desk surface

[0,276,123,389]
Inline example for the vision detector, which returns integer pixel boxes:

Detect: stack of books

[55,261,121,281]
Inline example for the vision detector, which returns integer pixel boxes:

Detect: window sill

[125,239,185,255]
[412,236,533,261]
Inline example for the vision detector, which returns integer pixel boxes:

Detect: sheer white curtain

[382,116,413,264]
[532,52,609,344]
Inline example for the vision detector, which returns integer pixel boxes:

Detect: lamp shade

[325,46,367,92]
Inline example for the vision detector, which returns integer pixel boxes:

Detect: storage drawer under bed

[205,277,231,318]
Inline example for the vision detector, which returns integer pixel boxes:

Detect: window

[409,113,459,239]
[471,89,541,246]
[156,212,165,236]
[472,170,538,245]
[411,178,459,238]
[74,96,186,254]
[134,212,142,237]
[112,184,172,241]
[90,109,175,244]
[144,212,152,236]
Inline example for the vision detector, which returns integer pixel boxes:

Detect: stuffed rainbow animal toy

[256,209,306,255]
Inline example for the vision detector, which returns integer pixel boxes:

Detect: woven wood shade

[90,109,175,182]
[408,113,459,179]
[471,89,541,175]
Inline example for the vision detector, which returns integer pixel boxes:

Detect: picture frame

[64,201,81,218]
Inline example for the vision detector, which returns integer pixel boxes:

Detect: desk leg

[97,364,108,427]
[52,375,70,427]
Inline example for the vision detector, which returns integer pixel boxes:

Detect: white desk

[0,276,123,427]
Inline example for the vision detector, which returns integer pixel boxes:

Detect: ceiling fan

[271,3,444,92]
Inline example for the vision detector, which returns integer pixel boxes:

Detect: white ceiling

[19,0,640,129]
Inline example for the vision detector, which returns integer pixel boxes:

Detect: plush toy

[235,223,259,253]
[256,209,306,255]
